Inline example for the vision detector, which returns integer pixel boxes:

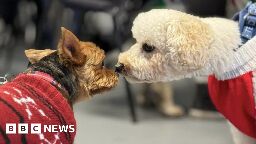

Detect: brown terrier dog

[0,27,118,143]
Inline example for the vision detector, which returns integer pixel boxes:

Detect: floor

[73,78,233,144]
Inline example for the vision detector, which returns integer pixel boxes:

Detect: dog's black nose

[115,63,124,73]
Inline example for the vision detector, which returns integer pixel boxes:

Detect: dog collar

[25,69,69,96]
[0,76,7,85]
[0,73,16,85]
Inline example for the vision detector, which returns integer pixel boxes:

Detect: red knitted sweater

[208,71,256,138]
[0,74,76,144]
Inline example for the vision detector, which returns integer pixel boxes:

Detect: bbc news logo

[6,123,75,134]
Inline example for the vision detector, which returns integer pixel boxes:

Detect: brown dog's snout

[115,63,124,73]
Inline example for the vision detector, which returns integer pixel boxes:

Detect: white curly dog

[116,9,256,144]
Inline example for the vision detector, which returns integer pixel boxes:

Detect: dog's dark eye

[142,43,155,53]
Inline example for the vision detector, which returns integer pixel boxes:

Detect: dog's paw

[159,105,184,117]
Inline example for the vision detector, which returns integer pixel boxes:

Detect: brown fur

[25,27,118,103]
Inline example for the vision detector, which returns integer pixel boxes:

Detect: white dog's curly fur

[118,9,256,82]
[117,9,256,143]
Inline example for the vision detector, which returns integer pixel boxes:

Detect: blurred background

[0,0,249,143]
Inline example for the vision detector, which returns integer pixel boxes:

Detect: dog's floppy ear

[166,15,212,71]
[58,27,85,65]
[25,49,56,64]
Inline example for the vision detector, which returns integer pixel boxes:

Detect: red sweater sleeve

[0,74,76,144]
[208,72,256,138]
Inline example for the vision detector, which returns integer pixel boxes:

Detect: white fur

[118,9,256,143]
[119,9,256,82]
[229,122,256,144]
